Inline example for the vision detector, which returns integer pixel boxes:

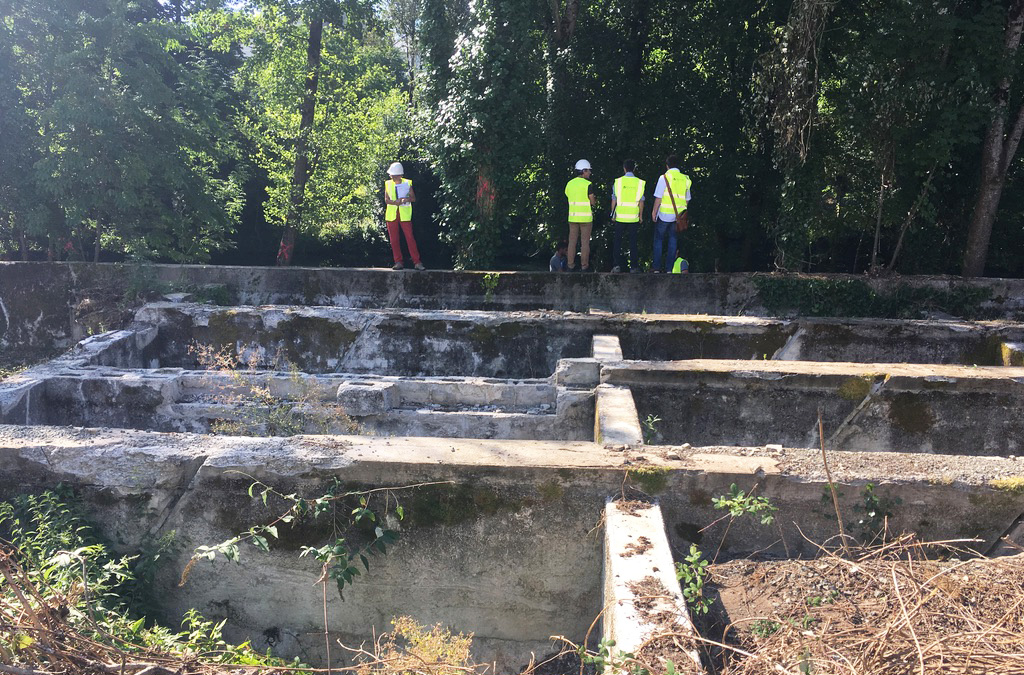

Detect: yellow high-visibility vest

[613,175,645,223]
[565,176,593,222]
[385,178,413,221]
[658,170,691,216]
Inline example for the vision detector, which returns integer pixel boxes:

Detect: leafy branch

[712,483,778,526]
[179,473,452,594]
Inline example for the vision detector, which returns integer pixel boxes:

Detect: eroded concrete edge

[603,500,703,674]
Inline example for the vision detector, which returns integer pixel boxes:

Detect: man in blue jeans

[649,155,692,273]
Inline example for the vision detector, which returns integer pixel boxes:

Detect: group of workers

[382,155,692,273]
[555,154,691,274]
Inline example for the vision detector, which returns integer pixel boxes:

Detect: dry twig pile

[705,536,1024,675]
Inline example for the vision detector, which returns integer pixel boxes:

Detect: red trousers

[386,218,421,265]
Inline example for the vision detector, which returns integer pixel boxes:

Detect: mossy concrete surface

[0,262,75,359]
[5,263,1024,359]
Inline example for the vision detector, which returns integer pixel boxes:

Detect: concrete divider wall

[137,303,594,378]
[611,360,1024,455]
[603,501,703,674]
[3,425,1024,667]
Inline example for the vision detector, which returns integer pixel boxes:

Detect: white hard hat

[388,162,404,175]
[574,159,592,171]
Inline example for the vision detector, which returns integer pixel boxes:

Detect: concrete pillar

[554,358,601,387]
[603,500,703,674]
[594,384,643,447]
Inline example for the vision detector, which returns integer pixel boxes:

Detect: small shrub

[481,272,500,303]
[642,414,662,444]
[0,489,301,670]
[357,616,473,675]
[675,543,712,615]
[751,619,782,638]
[854,482,902,543]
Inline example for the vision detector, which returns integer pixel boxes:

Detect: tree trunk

[19,226,27,261]
[277,17,324,267]
[887,164,937,271]
[962,0,1024,277]
[543,0,581,227]
[870,166,886,272]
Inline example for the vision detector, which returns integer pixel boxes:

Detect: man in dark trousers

[610,159,645,273]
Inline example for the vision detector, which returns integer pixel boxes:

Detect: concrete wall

[140,303,1024,378]
[5,263,1024,358]
[137,303,591,378]
[609,360,1024,455]
[0,262,76,359]
[3,425,1023,668]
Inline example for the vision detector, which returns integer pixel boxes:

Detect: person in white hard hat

[564,159,596,271]
[384,162,424,270]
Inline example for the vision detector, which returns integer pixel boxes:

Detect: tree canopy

[1,0,1022,276]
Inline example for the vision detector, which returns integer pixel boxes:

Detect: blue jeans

[653,220,677,272]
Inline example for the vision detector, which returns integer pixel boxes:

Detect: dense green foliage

[1,0,244,262]
[0,489,302,669]
[1,0,1022,274]
[201,0,408,240]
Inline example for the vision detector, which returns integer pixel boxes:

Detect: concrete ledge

[603,358,1024,390]
[603,500,702,673]
[595,385,643,447]
[593,335,624,361]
